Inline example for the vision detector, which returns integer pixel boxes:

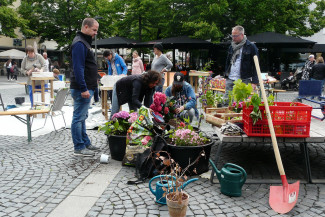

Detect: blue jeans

[28,84,49,107]
[71,89,94,151]
[110,84,138,119]
[94,87,99,102]
[155,77,165,92]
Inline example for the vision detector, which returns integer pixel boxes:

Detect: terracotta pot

[166,192,189,217]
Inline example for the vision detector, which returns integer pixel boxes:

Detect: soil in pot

[166,138,213,175]
[107,134,127,161]
[166,192,189,217]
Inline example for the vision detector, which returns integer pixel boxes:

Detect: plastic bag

[123,106,154,166]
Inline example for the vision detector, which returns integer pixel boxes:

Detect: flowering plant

[99,111,138,135]
[168,118,209,146]
[150,92,176,122]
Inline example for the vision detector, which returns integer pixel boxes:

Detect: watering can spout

[209,159,221,179]
[181,178,198,189]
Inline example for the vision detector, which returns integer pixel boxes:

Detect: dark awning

[282,44,325,53]
[134,36,213,50]
[247,32,316,48]
[92,36,140,48]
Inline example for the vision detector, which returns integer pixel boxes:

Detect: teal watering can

[209,159,247,197]
[149,175,198,205]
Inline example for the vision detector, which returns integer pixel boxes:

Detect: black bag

[127,135,167,184]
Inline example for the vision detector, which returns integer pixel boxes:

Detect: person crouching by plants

[110,70,162,119]
[165,72,197,123]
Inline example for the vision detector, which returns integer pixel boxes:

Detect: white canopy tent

[0,49,26,59]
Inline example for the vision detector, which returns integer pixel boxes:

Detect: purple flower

[112,111,130,120]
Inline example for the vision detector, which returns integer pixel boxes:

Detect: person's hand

[176,106,185,114]
[161,68,167,73]
[27,69,33,76]
[81,90,90,99]
[34,68,40,72]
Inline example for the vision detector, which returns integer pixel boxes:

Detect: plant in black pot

[166,120,213,175]
[99,111,138,161]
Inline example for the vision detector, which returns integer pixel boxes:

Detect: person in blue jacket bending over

[103,50,127,75]
[165,72,197,123]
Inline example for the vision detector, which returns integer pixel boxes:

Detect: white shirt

[44,59,49,72]
[229,48,242,81]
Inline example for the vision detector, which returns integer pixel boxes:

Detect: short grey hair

[232,25,245,35]
[82,18,97,28]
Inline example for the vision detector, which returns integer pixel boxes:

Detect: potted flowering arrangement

[99,111,138,161]
[150,92,176,123]
[166,119,213,175]
[151,150,204,217]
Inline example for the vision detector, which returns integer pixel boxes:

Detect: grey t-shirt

[151,54,173,78]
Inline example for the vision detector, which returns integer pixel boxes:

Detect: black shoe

[74,149,95,156]
[86,145,100,151]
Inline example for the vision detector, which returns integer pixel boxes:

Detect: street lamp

[94,16,103,63]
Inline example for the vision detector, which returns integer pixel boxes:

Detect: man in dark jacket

[110,70,161,119]
[224,25,259,101]
[70,18,100,156]
[310,56,325,95]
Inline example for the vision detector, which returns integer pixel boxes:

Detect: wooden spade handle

[253,56,285,176]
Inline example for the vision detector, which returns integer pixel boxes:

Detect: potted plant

[153,150,204,217]
[99,111,138,161]
[166,119,213,175]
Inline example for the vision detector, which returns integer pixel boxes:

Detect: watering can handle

[224,163,247,185]
[148,175,176,195]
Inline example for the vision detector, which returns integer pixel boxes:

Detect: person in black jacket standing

[224,25,259,102]
[110,70,161,119]
[310,56,325,94]
[70,18,100,156]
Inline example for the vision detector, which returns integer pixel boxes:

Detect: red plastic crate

[243,102,312,137]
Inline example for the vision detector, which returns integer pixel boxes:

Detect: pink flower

[164,107,169,114]
[128,112,138,123]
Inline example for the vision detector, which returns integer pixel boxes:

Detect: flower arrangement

[99,111,138,135]
[168,118,210,147]
[150,92,176,122]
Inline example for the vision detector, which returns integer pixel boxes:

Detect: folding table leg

[210,140,223,184]
[300,142,312,183]
[27,114,32,142]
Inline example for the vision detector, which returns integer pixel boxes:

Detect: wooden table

[210,124,325,184]
[0,109,50,142]
[100,86,113,120]
[31,77,54,104]
[189,71,211,93]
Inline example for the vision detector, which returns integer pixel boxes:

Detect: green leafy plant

[99,111,137,135]
[246,93,275,125]
[202,60,214,72]
[229,79,253,112]
[199,90,216,107]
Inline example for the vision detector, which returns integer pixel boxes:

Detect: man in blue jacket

[224,25,259,101]
[103,50,127,75]
[70,18,100,156]
[165,72,197,122]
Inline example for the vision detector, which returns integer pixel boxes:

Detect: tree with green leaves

[18,0,114,50]
[0,0,34,38]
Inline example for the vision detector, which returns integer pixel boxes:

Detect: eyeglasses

[231,34,242,38]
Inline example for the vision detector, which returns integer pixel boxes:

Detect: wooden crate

[205,107,242,127]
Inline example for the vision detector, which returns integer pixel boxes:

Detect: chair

[297,80,325,121]
[33,88,69,132]
[0,93,6,111]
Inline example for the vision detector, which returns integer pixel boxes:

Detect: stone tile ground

[1,76,325,216]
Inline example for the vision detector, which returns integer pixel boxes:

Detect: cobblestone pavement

[1,76,325,216]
